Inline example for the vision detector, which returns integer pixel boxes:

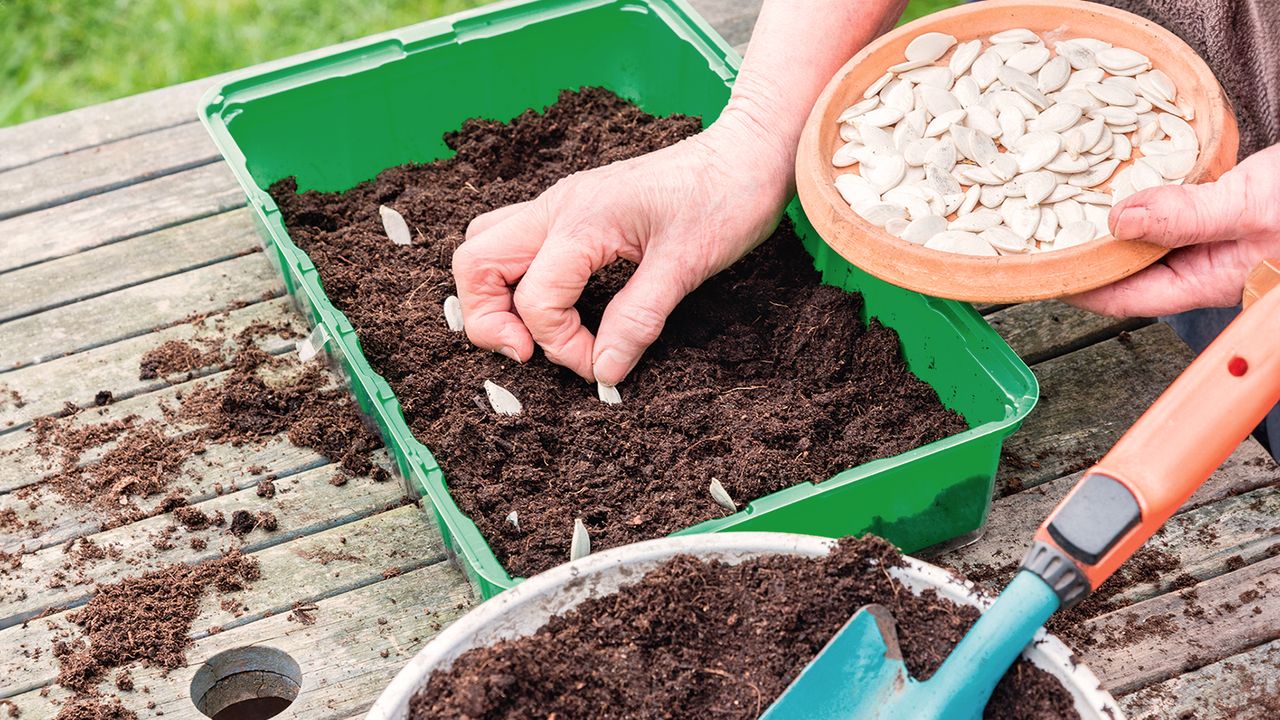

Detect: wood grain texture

[986,301,1152,365]
[1120,637,1280,720]
[996,322,1195,493]
[0,163,246,274]
[0,454,403,629]
[0,561,472,719]
[1083,554,1280,694]
[0,123,221,221]
[0,503,451,699]
[0,252,282,372]
[0,297,305,432]
[0,209,259,323]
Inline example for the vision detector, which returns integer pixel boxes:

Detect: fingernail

[1112,206,1149,241]
[592,348,629,386]
[498,346,521,363]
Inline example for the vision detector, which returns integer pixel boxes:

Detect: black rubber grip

[1046,473,1142,565]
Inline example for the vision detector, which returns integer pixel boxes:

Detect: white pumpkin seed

[906,31,957,64]
[1030,102,1083,133]
[839,122,860,143]
[982,226,1031,253]
[925,109,968,138]
[1088,106,1139,126]
[900,215,949,244]
[885,217,911,237]
[1096,47,1150,73]
[1159,113,1198,151]
[990,153,1019,182]
[888,58,932,73]
[949,39,984,76]
[954,164,1002,186]
[1054,198,1085,224]
[924,135,958,171]
[861,106,906,128]
[1023,171,1056,206]
[1038,56,1071,93]
[991,41,1027,61]
[953,75,982,108]
[1073,38,1114,54]
[918,85,962,117]
[966,105,1002,139]
[443,295,464,332]
[1007,45,1051,74]
[979,184,1006,208]
[1111,133,1132,161]
[1129,158,1165,192]
[837,96,880,123]
[864,71,895,99]
[925,230,998,256]
[1014,131,1062,172]
[570,518,590,560]
[1056,220,1096,248]
[999,66,1051,109]
[1144,150,1197,180]
[597,381,622,405]
[832,142,862,168]
[1045,184,1082,203]
[863,155,908,193]
[1137,69,1176,103]
[958,184,982,215]
[1069,158,1121,187]
[1002,198,1043,239]
[1086,82,1137,107]
[380,205,413,246]
[903,138,938,166]
[484,380,522,416]
[1045,152,1090,174]
[506,511,520,530]
[709,478,737,511]
[1055,40,1097,70]
[949,209,1002,232]
[1066,67,1106,90]
[971,49,1004,89]
[1035,206,1060,243]
[990,28,1040,44]
[835,174,881,208]
[296,324,328,363]
[884,79,917,112]
[926,163,962,196]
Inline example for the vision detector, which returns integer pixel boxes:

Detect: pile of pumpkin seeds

[833,29,1200,255]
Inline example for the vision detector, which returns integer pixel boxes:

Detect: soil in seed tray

[409,536,1078,720]
[270,88,968,577]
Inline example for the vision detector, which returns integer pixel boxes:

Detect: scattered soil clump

[53,695,136,720]
[137,340,220,381]
[55,551,259,693]
[409,536,1076,720]
[271,87,967,577]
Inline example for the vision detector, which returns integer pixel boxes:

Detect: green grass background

[0,0,961,128]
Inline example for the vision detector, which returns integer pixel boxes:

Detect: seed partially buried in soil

[506,511,520,531]
[596,382,622,405]
[709,478,737,512]
[570,518,590,561]
[482,380,522,416]
[379,204,413,246]
[443,295,464,332]
[295,324,328,363]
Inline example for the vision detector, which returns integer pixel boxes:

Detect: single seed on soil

[597,382,622,405]
[379,204,413,246]
[483,380,522,416]
[570,518,590,561]
[296,324,328,363]
[506,511,519,531]
[443,295,464,332]
[709,478,737,511]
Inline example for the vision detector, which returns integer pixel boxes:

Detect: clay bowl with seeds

[796,0,1238,303]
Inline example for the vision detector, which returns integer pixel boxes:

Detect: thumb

[1110,176,1245,248]
[592,259,693,386]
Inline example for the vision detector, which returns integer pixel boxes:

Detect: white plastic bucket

[368,532,1123,720]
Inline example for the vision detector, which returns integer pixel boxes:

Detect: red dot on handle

[1228,357,1248,376]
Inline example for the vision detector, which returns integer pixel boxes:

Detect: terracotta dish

[796,0,1239,303]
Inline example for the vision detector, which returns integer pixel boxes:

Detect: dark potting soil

[269,87,968,578]
[409,536,1078,720]
[55,550,259,694]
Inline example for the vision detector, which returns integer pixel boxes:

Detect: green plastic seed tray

[199,0,1038,600]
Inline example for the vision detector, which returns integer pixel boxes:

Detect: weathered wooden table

[0,3,1276,718]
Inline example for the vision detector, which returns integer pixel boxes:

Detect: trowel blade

[759,604,911,720]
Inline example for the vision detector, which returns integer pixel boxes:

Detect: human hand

[1066,144,1280,316]
[451,111,793,386]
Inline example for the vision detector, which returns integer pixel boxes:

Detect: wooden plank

[0,454,402,629]
[1120,638,1280,720]
[0,435,329,554]
[1082,555,1280,695]
[985,301,1152,365]
[943,455,1279,605]
[0,503,449,698]
[691,0,764,47]
[0,163,246,274]
[0,123,221,221]
[0,209,259,323]
[0,297,305,431]
[0,252,282,372]
[2,560,472,719]
[996,323,1194,492]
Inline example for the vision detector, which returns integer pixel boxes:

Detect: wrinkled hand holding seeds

[832,29,1199,255]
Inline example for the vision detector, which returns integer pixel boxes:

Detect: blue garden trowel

[763,259,1280,720]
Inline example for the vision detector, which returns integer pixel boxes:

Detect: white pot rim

[367,532,1123,720]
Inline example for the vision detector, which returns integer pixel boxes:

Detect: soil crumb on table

[270,87,968,577]
[408,536,1077,720]
[54,550,259,693]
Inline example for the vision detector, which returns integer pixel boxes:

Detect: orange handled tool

[1025,259,1280,603]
